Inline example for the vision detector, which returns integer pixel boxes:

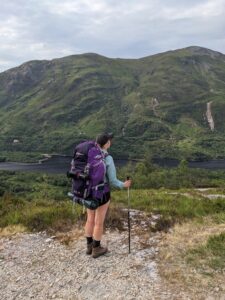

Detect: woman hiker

[85,133,132,258]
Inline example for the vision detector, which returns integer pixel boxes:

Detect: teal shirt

[102,150,124,189]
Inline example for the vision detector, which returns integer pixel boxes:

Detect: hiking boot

[92,245,108,258]
[86,243,93,255]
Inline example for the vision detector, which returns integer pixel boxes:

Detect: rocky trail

[0,209,222,300]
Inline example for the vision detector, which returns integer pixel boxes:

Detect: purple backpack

[68,140,109,202]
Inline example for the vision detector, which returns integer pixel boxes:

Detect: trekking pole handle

[126,176,130,196]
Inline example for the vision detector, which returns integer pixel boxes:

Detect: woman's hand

[124,179,132,188]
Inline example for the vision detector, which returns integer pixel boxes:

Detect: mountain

[1,46,225,160]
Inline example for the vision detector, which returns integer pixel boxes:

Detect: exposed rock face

[151,97,160,117]
[0,61,47,95]
[187,46,223,59]
[206,101,214,131]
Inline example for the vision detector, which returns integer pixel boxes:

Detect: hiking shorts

[97,191,111,207]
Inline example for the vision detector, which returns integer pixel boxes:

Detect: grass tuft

[186,232,225,271]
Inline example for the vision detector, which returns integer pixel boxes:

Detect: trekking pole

[127,176,131,254]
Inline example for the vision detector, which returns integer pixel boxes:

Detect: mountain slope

[1,46,225,160]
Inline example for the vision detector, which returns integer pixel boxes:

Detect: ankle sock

[86,237,93,245]
[93,239,100,248]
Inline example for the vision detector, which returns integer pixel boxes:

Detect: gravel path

[0,210,194,299]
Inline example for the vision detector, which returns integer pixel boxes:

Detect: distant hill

[1,46,225,160]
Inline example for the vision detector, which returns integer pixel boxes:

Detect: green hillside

[1,46,225,161]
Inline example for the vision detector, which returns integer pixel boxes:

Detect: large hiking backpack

[67,140,109,209]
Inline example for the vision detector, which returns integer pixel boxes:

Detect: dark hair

[96,133,114,147]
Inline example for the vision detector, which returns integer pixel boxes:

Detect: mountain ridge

[2,45,224,75]
[1,46,225,160]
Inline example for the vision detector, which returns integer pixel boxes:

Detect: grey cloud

[0,0,225,71]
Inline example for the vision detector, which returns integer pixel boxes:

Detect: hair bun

[96,133,114,147]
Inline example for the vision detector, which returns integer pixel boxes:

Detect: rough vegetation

[0,167,225,299]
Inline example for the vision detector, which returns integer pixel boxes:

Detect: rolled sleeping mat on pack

[67,192,99,210]
[67,171,89,180]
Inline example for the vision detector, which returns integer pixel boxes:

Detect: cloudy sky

[1,0,225,72]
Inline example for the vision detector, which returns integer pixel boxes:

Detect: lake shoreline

[1,154,225,174]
